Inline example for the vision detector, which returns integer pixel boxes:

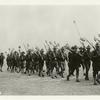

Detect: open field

[0,63,100,95]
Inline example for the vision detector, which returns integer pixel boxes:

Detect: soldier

[78,47,85,76]
[83,45,91,80]
[38,49,45,77]
[45,48,51,76]
[57,47,66,78]
[32,50,39,74]
[50,47,58,78]
[10,52,15,73]
[67,45,81,82]
[19,51,26,74]
[12,51,20,73]
[91,43,100,85]
[0,53,5,72]
[25,50,33,75]
[6,53,11,71]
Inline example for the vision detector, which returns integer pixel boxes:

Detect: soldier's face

[96,46,99,50]
[74,48,77,52]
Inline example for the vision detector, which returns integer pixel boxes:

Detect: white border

[0,0,100,5]
[0,0,100,99]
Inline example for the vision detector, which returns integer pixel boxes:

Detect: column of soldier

[0,36,100,85]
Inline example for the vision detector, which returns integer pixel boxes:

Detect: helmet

[79,47,83,50]
[86,45,91,49]
[95,43,99,47]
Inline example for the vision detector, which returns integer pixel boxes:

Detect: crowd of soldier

[0,41,100,85]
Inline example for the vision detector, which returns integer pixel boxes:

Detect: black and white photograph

[0,0,100,96]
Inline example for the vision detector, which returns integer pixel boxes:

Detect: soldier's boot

[76,79,80,82]
[28,70,31,76]
[93,78,97,85]
[0,67,3,72]
[61,71,64,78]
[71,73,75,76]
[0,69,2,72]
[67,75,70,81]
[84,73,86,76]
[85,76,89,80]
[76,74,80,82]
[61,74,64,78]
[38,71,41,77]
[96,79,100,84]
[7,67,9,71]
[85,72,89,80]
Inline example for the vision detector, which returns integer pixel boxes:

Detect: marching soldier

[25,50,33,75]
[91,43,100,85]
[38,49,45,77]
[45,48,51,76]
[78,47,85,76]
[57,47,66,78]
[67,45,81,82]
[83,45,91,80]
[0,53,5,72]
[19,51,26,74]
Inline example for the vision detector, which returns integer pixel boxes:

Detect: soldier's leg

[7,65,9,71]
[85,62,90,80]
[60,62,65,78]
[68,62,71,75]
[11,65,14,72]
[46,65,49,75]
[1,63,3,72]
[57,61,60,75]
[82,63,86,76]
[55,62,59,75]
[0,65,2,72]
[96,73,100,84]
[40,64,44,77]
[68,63,75,76]
[76,67,80,82]
[93,70,97,85]
[38,65,41,77]
[67,66,75,81]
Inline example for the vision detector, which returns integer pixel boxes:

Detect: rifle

[45,40,52,51]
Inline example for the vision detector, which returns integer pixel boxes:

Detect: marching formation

[1,37,100,85]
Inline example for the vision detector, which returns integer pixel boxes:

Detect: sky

[0,5,100,51]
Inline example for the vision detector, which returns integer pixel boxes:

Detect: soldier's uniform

[50,48,58,78]
[38,49,44,77]
[19,52,26,73]
[45,50,51,76]
[78,47,85,75]
[6,54,11,71]
[0,53,5,72]
[83,45,91,80]
[67,46,81,82]
[57,47,66,78]
[91,43,100,85]
[25,50,33,75]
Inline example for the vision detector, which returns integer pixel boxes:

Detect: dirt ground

[0,63,100,95]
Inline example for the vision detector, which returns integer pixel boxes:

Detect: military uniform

[67,46,81,82]
[83,45,91,80]
[0,53,5,72]
[91,43,100,85]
